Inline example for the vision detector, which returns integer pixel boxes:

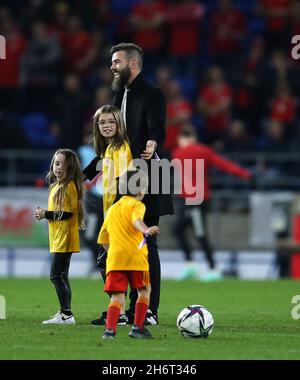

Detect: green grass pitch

[0,278,300,360]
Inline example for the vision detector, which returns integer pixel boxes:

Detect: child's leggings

[50,253,72,312]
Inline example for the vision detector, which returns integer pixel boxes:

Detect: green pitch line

[0,278,300,360]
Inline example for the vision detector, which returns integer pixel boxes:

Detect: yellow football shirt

[98,196,149,274]
[48,180,80,253]
[102,141,132,217]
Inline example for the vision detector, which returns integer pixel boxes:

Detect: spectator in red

[164,79,193,155]
[0,12,26,111]
[61,15,95,76]
[270,82,297,126]
[172,125,251,281]
[130,0,167,73]
[197,66,233,145]
[257,0,293,52]
[209,0,247,69]
[165,0,205,74]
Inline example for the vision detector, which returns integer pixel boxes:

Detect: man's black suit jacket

[113,73,174,218]
[83,73,174,219]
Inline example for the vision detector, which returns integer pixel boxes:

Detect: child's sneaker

[102,328,116,339]
[128,325,153,339]
[42,311,75,325]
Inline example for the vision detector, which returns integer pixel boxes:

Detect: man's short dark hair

[111,43,143,69]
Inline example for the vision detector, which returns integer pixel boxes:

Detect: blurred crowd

[1,0,300,185]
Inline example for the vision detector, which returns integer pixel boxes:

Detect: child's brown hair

[46,149,85,229]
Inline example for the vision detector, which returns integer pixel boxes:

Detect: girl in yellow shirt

[84,105,133,323]
[35,149,85,325]
[92,104,133,217]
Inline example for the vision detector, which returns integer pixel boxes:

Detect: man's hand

[141,140,157,160]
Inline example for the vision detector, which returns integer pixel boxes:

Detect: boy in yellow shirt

[98,169,159,339]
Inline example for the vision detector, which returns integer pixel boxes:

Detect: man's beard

[111,66,131,91]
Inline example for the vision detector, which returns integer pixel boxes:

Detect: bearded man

[112,42,174,324]
[88,43,174,327]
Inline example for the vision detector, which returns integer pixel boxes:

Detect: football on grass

[177,305,214,338]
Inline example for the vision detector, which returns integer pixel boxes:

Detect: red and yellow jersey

[48,180,80,253]
[98,196,149,274]
[102,141,132,217]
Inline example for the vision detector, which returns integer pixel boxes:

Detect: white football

[177,304,214,338]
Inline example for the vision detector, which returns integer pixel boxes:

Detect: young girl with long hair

[83,104,133,325]
[35,148,85,324]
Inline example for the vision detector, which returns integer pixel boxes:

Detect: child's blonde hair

[92,104,129,157]
[46,148,85,229]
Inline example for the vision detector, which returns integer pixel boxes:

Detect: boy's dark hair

[110,43,143,69]
[119,168,148,197]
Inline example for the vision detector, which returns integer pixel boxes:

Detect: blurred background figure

[172,125,251,281]
[256,0,292,53]
[164,79,193,156]
[130,0,167,75]
[53,73,89,150]
[165,0,205,75]
[19,20,61,113]
[0,9,26,112]
[209,0,247,73]
[196,66,232,146]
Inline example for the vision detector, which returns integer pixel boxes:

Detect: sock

[61,309,72,316]
[106,301,122,333]
[134,296,149,329]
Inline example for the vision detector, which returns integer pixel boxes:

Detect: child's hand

[146,226,160,236]
[35,206,45,220]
